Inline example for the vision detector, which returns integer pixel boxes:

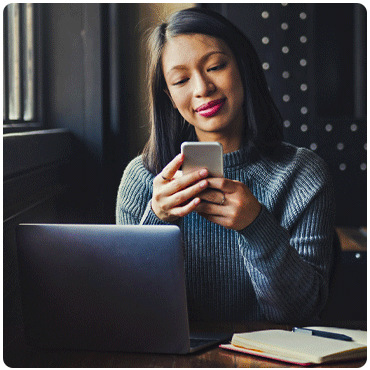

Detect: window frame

[3,3,43,134]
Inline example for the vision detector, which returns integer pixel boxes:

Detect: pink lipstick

[195,99,226,118]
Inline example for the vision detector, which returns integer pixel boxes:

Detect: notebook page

[232,330,365,363]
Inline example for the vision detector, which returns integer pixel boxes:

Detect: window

[3,3,41,131]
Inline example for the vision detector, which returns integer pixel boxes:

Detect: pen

[292,327,353,342]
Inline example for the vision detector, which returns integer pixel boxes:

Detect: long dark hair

[142,7,283,175]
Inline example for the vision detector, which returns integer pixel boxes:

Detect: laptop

[16,224,231,353]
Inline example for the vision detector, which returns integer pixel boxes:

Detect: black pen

[292,327,353,342]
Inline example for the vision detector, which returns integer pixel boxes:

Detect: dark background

[4,4,367,329]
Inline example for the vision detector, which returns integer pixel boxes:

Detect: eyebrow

[165,51,228,76]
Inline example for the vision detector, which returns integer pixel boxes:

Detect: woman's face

[162,34,245,148]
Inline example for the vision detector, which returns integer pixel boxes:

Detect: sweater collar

[223,144,258,168]
[223,148,246,168]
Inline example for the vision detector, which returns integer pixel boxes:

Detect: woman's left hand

[195,178,261,230]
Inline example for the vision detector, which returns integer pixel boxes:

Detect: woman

[116,7,335,323]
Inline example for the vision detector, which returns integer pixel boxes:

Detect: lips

[195,99,226,118]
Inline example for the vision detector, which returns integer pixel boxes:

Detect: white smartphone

[181,142,223,177]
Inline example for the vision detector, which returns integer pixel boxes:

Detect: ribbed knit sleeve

[115,156,169,226]
[237,146,335,322]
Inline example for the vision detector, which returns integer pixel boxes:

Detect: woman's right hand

[151,153,209,222]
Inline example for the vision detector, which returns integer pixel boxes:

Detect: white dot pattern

[237,4,366,175]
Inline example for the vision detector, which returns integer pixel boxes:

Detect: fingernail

[199,180,207,188]
[194,198,200,205]
[199,169,208,177]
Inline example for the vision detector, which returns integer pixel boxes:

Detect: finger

[159,153,184,182]
[166,168,209,195]
[195,201,224,216]
[198,189,225,204]
[173,170,183,179]
[164,179,209,210]
[170,197,202,218]
[204,177,234,193]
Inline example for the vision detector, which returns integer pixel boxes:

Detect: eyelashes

[172,63,227,87]
[207,63,226,72]
[173,78,189,86]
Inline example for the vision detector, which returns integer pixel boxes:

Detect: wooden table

[336,227,367,251]
[4,321,366,367]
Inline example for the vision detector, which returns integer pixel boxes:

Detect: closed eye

[207,63,226,72]
[173,78,189,86]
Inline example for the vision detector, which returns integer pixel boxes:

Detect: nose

[193,73,215,97]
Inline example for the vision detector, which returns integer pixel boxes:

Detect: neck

[195,126,244,154]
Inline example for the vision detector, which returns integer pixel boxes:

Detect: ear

[164,89,177,109]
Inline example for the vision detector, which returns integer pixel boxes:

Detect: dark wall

[41,3,135,224]
[204,3,367,227]
[4,3,134,328]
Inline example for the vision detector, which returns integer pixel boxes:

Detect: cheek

[171,90,192,112]
[221,68,242,94]
[229,72,244,104]
[234,82,244,104]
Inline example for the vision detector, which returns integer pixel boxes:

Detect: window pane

[23,3,35,121]
[7,3,21,120]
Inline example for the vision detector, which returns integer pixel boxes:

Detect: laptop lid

[16,224,195,353]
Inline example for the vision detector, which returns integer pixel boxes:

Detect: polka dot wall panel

[205,4,367,226]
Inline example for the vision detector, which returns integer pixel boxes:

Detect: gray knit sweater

[116,142,335,323]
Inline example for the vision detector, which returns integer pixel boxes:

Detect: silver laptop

[16,224,230,353]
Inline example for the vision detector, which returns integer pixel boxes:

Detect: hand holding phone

[181,142,223,177]
[151,153,209,223]
[181,142,261,230]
